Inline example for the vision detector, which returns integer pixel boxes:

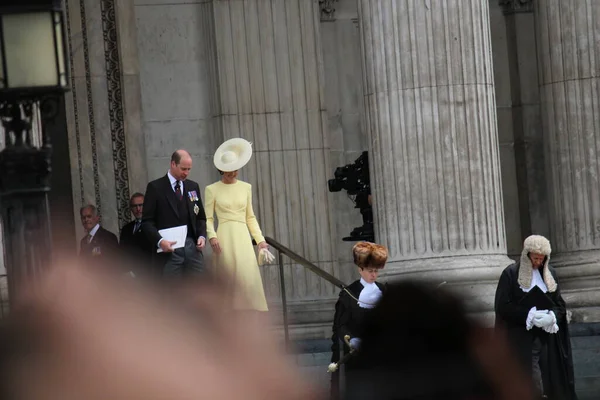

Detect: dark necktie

[133,220,141,234]
[175,180,183,200]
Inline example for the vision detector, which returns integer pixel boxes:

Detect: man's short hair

[171,151,182,165]
[130,192,144,203]
[80,204,98,217]
[171,150,191,165]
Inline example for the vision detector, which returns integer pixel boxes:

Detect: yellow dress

[204,180,268,311]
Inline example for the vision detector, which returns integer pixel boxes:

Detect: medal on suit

[194,204,199,215]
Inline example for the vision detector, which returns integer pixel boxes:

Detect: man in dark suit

[142,149,206,278]
[119,192,155,276]
[79,204,119,265]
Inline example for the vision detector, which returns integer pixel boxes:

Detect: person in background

[79,204,118,265]
[330,241,387,398]
[495,235,577,400]
[119,193,155,277]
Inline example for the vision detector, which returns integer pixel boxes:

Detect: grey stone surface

[63,0,147,242]
[356,0,512,310]
[210,0,341,320]
[534,0,600,322]
[135,0,221,191]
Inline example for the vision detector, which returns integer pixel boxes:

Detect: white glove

[533,310,556,328]
[258,248,275,265]
[349,337,361,350]
[526,307,537,330]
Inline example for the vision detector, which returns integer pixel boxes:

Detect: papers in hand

[157,225,187,253]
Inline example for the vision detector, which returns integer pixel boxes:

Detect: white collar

[520,268,548,293]
[88,224,100,238]
[167,171,183,190]
[358,278,382,309]
[360,277,376,288]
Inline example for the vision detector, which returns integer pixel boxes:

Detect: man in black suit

[79,204,119,265]
[142,149,207,278]
[119,192,155,276]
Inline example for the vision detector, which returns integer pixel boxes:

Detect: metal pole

[278,251,289,349]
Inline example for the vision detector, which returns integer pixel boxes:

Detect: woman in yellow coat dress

[205,138,269,311]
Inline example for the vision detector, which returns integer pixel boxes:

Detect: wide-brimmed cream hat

[213,138,253,172]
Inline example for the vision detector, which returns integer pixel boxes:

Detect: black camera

[327,152,370,195]
[328,151,374,242]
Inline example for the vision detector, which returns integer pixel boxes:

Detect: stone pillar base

[381,254,513,314]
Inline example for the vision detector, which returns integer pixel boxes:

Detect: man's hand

[196,237,205,250]
[159,240,177,253]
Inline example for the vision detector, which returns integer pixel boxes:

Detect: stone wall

[63,0,148,240]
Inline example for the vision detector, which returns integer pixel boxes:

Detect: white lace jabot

[358,278,382,309]
[520,269,548,293]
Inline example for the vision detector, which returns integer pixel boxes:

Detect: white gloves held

[533,310,555,328]
[258,248,275,265]
[526,307,559,334]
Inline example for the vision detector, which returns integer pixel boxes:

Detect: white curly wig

[518,235,557,292]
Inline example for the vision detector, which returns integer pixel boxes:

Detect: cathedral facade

[1,0,600,339]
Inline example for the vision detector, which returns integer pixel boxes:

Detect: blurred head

[129,193,144,220]
[80,205,100,233]
[0,264,320,400]
[353,242,388,284]
[170,150,192,181]
[345,281,535,400]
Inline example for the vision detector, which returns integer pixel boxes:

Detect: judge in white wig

[494,235,577,399]
[204,138,270,312]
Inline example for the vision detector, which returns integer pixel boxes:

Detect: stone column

[64,0,146,240]
[212,0,338,335]
[357,0,512,312]
[535,0,600,320]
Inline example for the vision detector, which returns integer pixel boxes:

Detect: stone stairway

[570,323,600,400]
[290,324,600,399]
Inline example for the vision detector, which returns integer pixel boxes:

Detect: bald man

[142,150,207,278]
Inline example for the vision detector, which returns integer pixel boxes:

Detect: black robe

[494,261,578,400]
[330,279,385,399]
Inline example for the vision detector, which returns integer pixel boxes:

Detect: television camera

[328,151,374,242]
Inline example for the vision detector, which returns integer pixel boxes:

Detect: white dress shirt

[87,224,100,243]
[167,171,183,194]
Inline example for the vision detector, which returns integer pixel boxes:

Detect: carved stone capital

[319,0,338,21]
[499,0,534,15]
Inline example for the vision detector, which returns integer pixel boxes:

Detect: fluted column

[212,0,338,328]
[535,0,600,321]
[357,0,511,311]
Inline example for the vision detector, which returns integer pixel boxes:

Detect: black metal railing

[264,236,347,347]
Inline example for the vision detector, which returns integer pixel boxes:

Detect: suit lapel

[162,175,179,218]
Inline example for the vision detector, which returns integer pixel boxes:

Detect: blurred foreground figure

[495,235,577,400]
[344,281,537,400]
[0,264,319,400]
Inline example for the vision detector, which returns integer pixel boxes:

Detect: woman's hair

[352,242,388,269]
